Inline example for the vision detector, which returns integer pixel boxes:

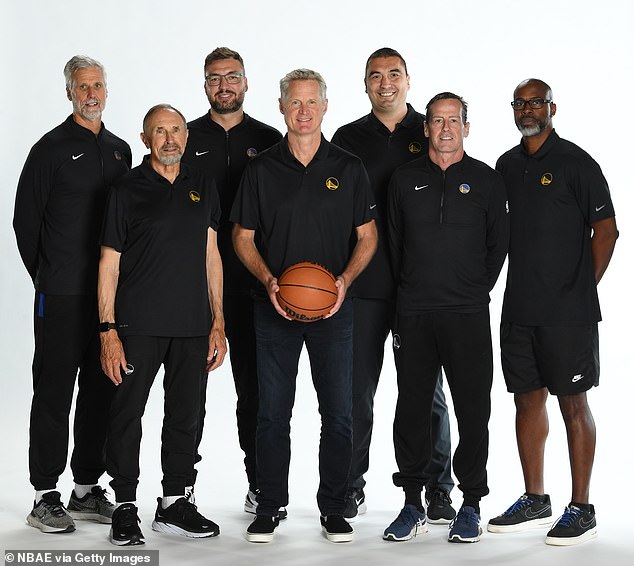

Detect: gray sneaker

[27,491,75,533]
[67,486,114,523]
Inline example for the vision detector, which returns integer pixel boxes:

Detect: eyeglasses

[205,72,244,86]
[511,98,552,110]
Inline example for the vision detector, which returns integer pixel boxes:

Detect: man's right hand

[267,277,292,320]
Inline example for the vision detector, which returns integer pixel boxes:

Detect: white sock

[161,495,185,509]
[185,486,195,504]
[74,484,97,499]
[115,501,136,509]
[34,490,55,503]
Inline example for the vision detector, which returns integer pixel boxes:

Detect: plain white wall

[1,0,632,522]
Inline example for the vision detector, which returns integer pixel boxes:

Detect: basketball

[277,262,338,322]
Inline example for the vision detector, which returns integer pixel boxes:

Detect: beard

[72,97,103,122]
[516,117,546,137]
[209,91,245,115]
[157,149,183,166]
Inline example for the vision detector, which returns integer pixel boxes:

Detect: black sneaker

[26,491,75,533]
[151,497,219,538]
[545,504,597,546]
[320,515,353,543]
[343,488,366,522]
[487,493,552,533]
[425,489,456,524]
[110,503,144,546]
[246,515,280,543]
[68,486,114,524]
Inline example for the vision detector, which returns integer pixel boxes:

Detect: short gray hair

[279,69,327,102]
[142,103,188,134]
[64,55,106,90]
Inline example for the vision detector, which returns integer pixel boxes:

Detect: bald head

[514,78,553,101]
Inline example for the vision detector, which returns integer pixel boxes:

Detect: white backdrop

[1,1,633,564]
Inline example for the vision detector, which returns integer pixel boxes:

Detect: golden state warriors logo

[408,141,422,154]
[459,183,471,194]
[114,150,122,160]
[326,177,339,191]
[541,173,553,186]
[189,190,201,203]
[246,147,258,158]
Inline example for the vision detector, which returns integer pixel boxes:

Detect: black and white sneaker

[487,493,552,533]
[151,497,219,538]
[244,490,288,520]
[26,491,75,533]
[246,515,280,543]
[425,489,456,524]
[545,504,597,546]
[343,488,366,522]
[67,486,114,524]
[110,503,144,546]
[321,515,354,543]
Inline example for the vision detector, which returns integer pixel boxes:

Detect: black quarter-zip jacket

[387,153,509,314]
[13,115,132,294]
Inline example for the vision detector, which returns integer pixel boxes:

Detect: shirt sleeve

[230,160,260,230]
[352,159,376,227]
[207,176,221,231]
[13,142,55,284]
[572,154,615,224]
[100,184,128,252]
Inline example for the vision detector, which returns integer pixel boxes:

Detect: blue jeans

[254,298,353,516]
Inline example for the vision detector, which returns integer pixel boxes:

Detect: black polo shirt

[230,136,376,289]
[14,115,132,294]
[388,153,509,314]
[182,112,282,295]
[497,130,615,325]
[101,160,220,337]
[332,104,428,299]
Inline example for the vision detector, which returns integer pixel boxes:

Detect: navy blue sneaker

[448,506,482,543]
[545,504,597,546]
[383,504,427,541]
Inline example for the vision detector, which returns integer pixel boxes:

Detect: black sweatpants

[107,335,207,502]
[192,294,258,490]
[392,309,492,504]
[29,293,114,490]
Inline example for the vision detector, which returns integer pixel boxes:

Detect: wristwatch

[99,322,117,332]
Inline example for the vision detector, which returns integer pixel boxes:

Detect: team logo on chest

[408,141,422,154]
[114,150,122,161]
[246,147,258,158]
[540,172,553,186]
[325,177,340,191]
[189,190,201,203]
[458,183,471,194]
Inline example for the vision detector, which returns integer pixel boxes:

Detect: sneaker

[487,493,552,533]
[110,503,144,546]
[151,497,219,538]
[245,515,280,543]
[448,506,482,543]
[321,515,353,543]
[545,504,597,546]
[383,504,428,541]
[26,491,75,533]
[244,490,288,520]
[67,486,114,524]
[185,486,195,505]
[425,489,456,524]
[343,488,367,522]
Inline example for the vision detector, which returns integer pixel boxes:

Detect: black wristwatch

[99,322,117,332]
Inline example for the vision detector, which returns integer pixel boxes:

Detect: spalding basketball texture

[277,262,338,322]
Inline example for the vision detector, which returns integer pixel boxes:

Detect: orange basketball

[277,262,338,322]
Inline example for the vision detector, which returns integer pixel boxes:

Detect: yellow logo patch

[409,142,422,154]
[541,173,553,186]
[326,177,339,191]
[459,183,471,194]
[189,190,201,202]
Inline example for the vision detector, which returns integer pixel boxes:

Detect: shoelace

[118,506,141,528]
[91,487,113,504]
[431,490,452,506]
[554,506,582,528]
[453,509,479,528]
[397,506,424,526]
[503,495,531,516]
[42,499,67,517]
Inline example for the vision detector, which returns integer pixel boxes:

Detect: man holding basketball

[387,92,509,543]
[232,69,377,543]
[181,47,283,514]
[331,47,455,523]
[487,79,618,546]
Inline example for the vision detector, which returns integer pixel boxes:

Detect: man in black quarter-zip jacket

[385,92,508,545]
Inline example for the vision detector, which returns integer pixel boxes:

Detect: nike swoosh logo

[595,204,606,212]
[370,204,377,209]
[72,153,84,160]
[525,507,551,519]
[195,150,210,156]
[572,374,584,383]
[414,185,429,191]
[355,498,364,506]
[579,517,595,529]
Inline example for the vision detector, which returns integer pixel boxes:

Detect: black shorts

[500,322,599,396]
